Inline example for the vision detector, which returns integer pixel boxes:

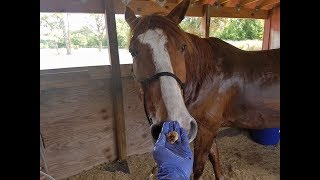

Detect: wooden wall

[262,6,280,50]
[40,65,153,179]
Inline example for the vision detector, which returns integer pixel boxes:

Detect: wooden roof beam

[224,0,241,7]
[238,0,260,6]
[217,0,231,6]
[149,0,179,4]
[261,2,279,10]
[258,0,280,9]
[40,0,269,19]
[209,6,267,18]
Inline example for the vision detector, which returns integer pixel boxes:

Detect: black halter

[133,72,186,126]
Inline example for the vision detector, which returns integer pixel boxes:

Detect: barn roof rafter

[40,0,280,19]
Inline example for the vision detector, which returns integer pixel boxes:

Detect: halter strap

[134,72,186,126]
[139,72,185,90]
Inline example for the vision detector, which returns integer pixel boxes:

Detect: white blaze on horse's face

[138,28,197,142]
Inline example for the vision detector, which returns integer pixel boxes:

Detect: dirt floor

[63,128,280,180]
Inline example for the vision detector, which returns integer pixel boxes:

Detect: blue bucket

[250,128,280,145]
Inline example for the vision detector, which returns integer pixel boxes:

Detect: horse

[124,0,280,179]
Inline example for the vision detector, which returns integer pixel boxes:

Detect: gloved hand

[153,121,193,180]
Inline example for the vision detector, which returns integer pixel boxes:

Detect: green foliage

[40,39,59,49]
[40,39,49,49]
[180,17,203,37]
[57,38,66,48]
[40,13,72,52]
[102,35,108,47]
[209,18,230,37]
[86,38,99,47]
[216,19,263,40]
[178,17,263,41]
[116,18,130,48]
[71,32,87,47]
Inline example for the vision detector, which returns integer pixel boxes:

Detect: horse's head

[125,0,198,143]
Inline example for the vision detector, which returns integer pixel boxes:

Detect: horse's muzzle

[150,119,198,143]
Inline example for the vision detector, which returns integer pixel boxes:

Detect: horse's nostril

[150,124,163,141]
[150,120,198,143]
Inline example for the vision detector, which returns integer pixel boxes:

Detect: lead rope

[142,82,153,126]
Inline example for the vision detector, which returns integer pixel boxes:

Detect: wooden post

[262,16,271,50]
[104,0,127,160]
[201,4,211,37]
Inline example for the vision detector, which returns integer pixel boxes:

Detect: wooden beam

[210,6,268,19]
[224,0,241,7]
[200,0,215,5]
[40,0,104,14]
[261,2,279,10]
[262,17,271,50]
[201,4,211,37]
[258,0,280,9]
[150,0,179,3]
[239,0,259,6]
[40,0,269,19]
[104,0,127,160]
[244,0,263,9]
[115,0,203,16]
[217,0,230,6]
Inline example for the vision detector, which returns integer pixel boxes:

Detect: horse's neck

[184,35,216,83]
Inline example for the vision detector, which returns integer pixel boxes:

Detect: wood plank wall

[40,65,153,179]
[262,5,280,50]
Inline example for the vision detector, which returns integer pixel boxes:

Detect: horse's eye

[180,44,187,53]
[129,47,138,58]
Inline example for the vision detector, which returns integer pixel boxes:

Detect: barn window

[180,17,264,51]
[40,13,132,70]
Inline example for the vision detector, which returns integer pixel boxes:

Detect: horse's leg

[193,125,217,180]
[208,138,225,180]
[203,86,239,179]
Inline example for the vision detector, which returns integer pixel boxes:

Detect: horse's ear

[166,0,190,24]
[125,6,138,29]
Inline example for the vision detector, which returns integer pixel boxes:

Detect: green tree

[41,14,61,54]
[73,26,97,48]
[116,17,130,48]
[179,17,229,38]
[217,19,263,40]
[70,32,87,48]
[40,13,72,55]
[209,18,230,37]
[88,14,106,51]
[180,17,203,37]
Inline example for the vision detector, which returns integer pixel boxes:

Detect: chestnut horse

[125,0,280,179]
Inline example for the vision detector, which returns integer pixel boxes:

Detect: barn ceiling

[40,0,280,19]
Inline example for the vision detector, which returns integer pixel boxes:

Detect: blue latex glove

[153,121,193,180]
